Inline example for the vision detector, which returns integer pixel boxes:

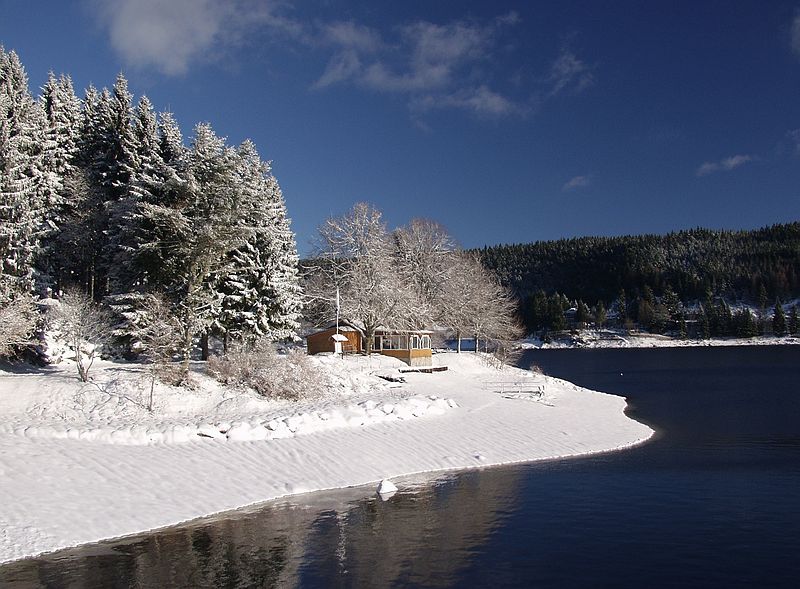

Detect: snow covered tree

[38,72,82,289]
[162,123,255,373]
[789,304,799,335]
[310,202,418,354]
[443,252,522,353]
[106,95,168,292]
[212,140,302,345]
[0,274,38,358]
[0,47,47,287]
[51,287,113,381]
[392,218,459,329]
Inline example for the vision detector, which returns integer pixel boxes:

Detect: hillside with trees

[477,224,800,335]
[0,47,302,372]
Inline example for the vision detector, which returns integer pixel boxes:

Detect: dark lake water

[2,345,799,588]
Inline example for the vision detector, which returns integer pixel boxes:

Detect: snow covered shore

[0,352,653,564]
[521,329,800,349]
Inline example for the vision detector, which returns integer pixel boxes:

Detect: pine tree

[593,300,607,328]
[0,47,46,288]
[102,75,142,294]
[699,306,710,339]
[213,140,301,344]
[107,95,167,292]
[616,288,627,326]
[772,301,787,336]
[38,72,82,289]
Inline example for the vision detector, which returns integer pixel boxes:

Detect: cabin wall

[306,329,361,354]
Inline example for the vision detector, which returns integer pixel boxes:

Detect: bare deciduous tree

[309,202,420,353]
[444,252,522,353]
[139,293,184,408]
[393,218,459,328]
[51,288,112,382]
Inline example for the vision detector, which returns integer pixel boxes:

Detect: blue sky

[2,1,800,255]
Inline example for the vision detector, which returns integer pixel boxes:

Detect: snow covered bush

[49,288,113,381]
[207,342,326,401]
[0,278,39,358]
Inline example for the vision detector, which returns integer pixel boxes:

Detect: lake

[2,345,799,588]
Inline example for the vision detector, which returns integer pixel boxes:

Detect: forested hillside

[477,224,800,334]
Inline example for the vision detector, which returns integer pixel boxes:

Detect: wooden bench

[484,380,545,397]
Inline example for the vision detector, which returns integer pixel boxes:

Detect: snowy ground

[521,329,800,349]
[0,351,653,564]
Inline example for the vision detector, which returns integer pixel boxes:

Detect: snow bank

[0,352,652,563]
[4,396,458,444]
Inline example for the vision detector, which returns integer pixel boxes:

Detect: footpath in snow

[0,351,653,564]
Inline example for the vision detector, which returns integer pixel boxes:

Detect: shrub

[0,279,39,359]
[208,342,326,401]
[49,288,113,382]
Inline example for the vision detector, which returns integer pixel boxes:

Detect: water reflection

[0,469,522,588]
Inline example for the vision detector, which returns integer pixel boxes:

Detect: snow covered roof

[331,334,349,342]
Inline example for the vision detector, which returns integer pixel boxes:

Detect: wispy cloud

[792,10,800,58]
[87,0,298,75]
[547,46,594,97]
[313,13,527,117]
[787,128,800,154]
[696,154,755,176]
[88,3,590,120]
[562,175,591,191]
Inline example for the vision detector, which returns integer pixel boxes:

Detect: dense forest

[0,47,303,365]
[477,224,800,335]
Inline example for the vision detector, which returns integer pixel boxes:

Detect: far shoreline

[518,330,800,350]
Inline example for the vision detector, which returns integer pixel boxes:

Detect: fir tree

[772,301,787,336]
[213,140,302,344]
[38,72,82,288]
[0,47,46,287]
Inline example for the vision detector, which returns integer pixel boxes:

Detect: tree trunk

[200,331,209,360]
[456,331,462,353]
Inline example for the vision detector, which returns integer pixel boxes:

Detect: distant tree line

[476,224,800,336]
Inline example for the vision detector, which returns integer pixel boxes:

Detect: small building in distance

[306,324,433,367]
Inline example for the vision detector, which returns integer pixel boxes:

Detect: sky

[1,0,799,255]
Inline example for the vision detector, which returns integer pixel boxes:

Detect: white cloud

[412,85,524,117]
[87,0,296,75]
[562,175,591,191]
[787,128,800,153]
[322,21,382,53]
[792,11,800,57]
[696,154,755,176]
[547,47,594,97]
[313,12,525,117]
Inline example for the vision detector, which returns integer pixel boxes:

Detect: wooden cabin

[306,325,433,367]
[306,326,361,355]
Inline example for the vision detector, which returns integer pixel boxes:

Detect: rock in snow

[377,478,398,495]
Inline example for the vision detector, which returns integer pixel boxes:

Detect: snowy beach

[0,352,653,564]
